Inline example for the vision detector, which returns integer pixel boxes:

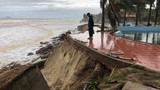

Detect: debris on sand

[36,37,60,59]
[27,52,34,56]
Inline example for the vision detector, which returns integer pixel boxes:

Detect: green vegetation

[100,83,112,88]
[99,68,135,89]
[106,69,134,81]
[85,81,99,90]
[131,64,146,71]
[99,65,160,89]
[102,0,160,27]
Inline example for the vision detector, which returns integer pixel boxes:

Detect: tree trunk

[123,10,126,26]
[101,0,105,31]
[138,6,142,24]
[136,5,139,26]
[109,0,120,27]
[148,2,152,26]
[155,0,159,26]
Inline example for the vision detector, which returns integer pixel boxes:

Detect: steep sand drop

[41,38,108,90]
[0,64,50,90]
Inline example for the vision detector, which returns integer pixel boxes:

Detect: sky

[0,0,101,19]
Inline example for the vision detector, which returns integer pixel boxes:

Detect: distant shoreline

[0,18,81,20]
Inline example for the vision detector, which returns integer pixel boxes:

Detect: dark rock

[36,44,53,55]
[27,52,34,56]
[66,31,71,34]
[51,37,59,40]
[59,34,66,40]
[34,60,46,69]
[40,41,49,45]
[40,54,50,59]
[77,24,88,33]
[36,34,62,60]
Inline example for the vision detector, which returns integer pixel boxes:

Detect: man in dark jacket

[87,13,94,39]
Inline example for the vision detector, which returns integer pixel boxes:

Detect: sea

[0,19,79,68]
[0,8,101,68]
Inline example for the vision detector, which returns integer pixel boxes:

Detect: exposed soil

[1,36,160,90]
[0,64,32,90]
[41,39,111,90]
[0,34,65,90]
[41,33,160,90]
[100,66,160,90]
[0,24,160,90]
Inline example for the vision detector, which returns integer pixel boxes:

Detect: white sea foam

[0,19,80,68]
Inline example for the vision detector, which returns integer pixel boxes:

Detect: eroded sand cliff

[0,64,50,90]
[41,38,108,90]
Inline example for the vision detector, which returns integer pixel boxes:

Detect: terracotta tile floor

[71,29,160,71]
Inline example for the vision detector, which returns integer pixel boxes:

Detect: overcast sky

[0,0,101,18]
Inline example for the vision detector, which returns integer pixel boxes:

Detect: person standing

[87,13,94,39]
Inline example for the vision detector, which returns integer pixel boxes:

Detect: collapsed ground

[0,25,160,90]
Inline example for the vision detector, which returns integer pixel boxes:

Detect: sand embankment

[41,38,106,89]
[0,64,50,90]
[41,34,132,90]
[41,41,100,90]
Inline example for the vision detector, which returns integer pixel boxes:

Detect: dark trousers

[89,28,94,37]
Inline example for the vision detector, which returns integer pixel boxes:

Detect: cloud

[0,0,99,8]
[0,0,70,7]
[0,0,100,18]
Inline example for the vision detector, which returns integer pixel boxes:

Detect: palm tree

[101,0,155,28]
[129,0,149,25]
[155,0,160,26]
[118,0,155,26]
[147,0,155,26]
[108,0,121,23]
[100,0,120,29]
[116,0,136,26]
[107,4,117,29]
